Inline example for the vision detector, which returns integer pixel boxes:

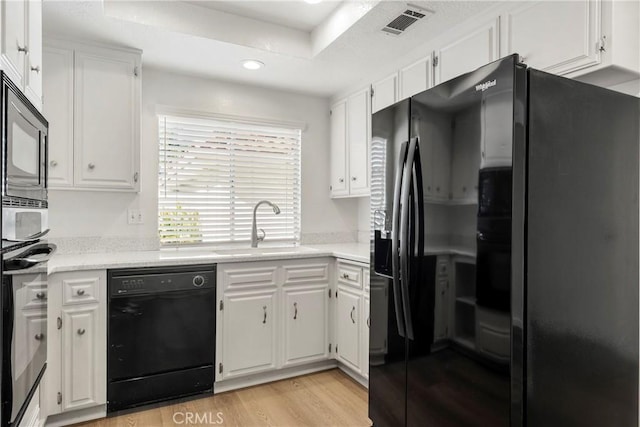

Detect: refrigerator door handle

[391,141,409,338]
[399,137,418,340]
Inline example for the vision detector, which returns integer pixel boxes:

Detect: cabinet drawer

[282,262,329,285]
[337,262,362,289]
[436,256,449,277]
[63,276,100,306]
[220,264,278,291]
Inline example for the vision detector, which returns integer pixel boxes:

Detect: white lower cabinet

[221,290,277,379]
[283,285,329,367]
[216,259,331,384]
[44,270,106,420]
[334,259,370,381]
[336,287,361,372]
[61,303,102,411]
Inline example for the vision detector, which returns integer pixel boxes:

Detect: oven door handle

[2,228,50,243]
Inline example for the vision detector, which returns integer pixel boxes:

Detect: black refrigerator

[369,54,639,427]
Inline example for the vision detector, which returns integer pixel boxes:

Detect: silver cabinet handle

[367,316,370,328]
[88,163,95,170]
[17,44,28,53]
[342,273,350,279]
[50,160,58,167]
[77,289,85,296]
[339,178,344,183]
[262,306,267,324]
[34,333,44,341]
[57,317,62,330]
[352,177,357,181]
[77,328,86,336]
[31,65,40,73]
[293,302,298,320]
[36,292,46,300]
[134,172,139,182]
[350,306,356,324]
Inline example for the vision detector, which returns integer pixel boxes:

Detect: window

[158,114,301,246]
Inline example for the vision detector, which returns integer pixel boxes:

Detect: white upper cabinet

[435,18,500,85]
[399,56,433,100]
[74,48,140,190]
[330,99,348,197]
[347,88,370,196]
[504,1,600,75]
[330,88,370,198]
[1,0,27,89]
[43,46,74,188]
[1,0,43,109]
[25,0,42,108]
[371,72,398,113]
[43,40,141,192]
[504,0,639,86]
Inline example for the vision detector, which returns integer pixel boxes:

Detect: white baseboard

[44,405,106,427]
[337,363,369,389]
[214,360,338,393]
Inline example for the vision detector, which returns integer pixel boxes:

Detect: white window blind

[158,114,301,246]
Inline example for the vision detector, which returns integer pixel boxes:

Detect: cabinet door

[504,1,600,75]
[43,45,74,188]
[221,290,277,379]
[74,48,140,190]
[347,89,370,196]
[399,56,432,100]
[435,18,499,85]
[371,73,398,113]
[330,100,348,197]
[25,0,42,109]
[1,0,27,88]
[336,287,360,372]
[61,304,104,411]
[282,286,329,367]
[361,295,370,378]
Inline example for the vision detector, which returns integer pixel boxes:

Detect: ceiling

[42,0,497,97]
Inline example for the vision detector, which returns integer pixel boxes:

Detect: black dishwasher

[107,265,216,413]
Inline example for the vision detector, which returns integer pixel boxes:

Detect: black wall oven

[1,71,53,427]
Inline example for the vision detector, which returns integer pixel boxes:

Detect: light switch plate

[128,209,144,224]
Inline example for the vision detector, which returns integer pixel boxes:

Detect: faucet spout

[251,200,281,248]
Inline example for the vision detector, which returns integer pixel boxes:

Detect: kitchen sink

[212,246,319,257]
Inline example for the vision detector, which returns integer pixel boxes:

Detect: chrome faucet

[251,200,281,248]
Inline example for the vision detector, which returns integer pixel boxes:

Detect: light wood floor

[76,369,370,427]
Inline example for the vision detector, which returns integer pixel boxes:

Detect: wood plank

[74,369,370,427]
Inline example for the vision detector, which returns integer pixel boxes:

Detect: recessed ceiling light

[242,60,265,70]
[304,0,322,4]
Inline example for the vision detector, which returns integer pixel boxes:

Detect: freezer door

[404,56,520,427]
[369,99,410,427]
[526,70,639,426]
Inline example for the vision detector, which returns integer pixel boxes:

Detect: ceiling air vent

[382,5,434,36]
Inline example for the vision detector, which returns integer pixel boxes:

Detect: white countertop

[46,242,475,274]
[47,243,372,274]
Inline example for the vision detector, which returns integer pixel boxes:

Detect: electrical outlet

[128,209,143,225]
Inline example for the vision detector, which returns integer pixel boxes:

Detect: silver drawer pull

[350,306,356,324]
[293,302,298,320]
[34,333,44,341]
[262,306,267,324]
[50,160,58,167]
[77,328,86,336]
[77,289,85,296]
[88,163,95,170]
[342,273,350,279]
[36,292,46,300]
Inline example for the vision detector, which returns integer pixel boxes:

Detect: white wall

[49,67,360,247]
